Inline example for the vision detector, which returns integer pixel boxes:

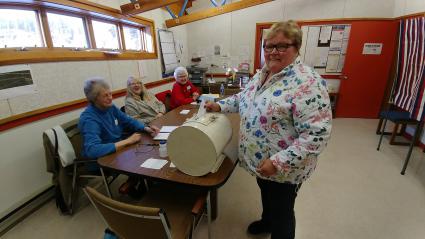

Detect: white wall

[393,0,425,17]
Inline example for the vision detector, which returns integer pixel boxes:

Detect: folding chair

[43,119,117,214]
[377,108,424,175]
[84,184,207,239]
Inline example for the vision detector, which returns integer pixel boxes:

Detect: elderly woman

[78,77,159,198]
[125,76,166,124]
[170,66,200,109]
[205,21,332,239]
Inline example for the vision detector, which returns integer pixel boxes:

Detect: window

[92,20,119,49]
[144,27,154,53]
[46,12,88,48]
[123,26,142,51]
[0,9,43,48]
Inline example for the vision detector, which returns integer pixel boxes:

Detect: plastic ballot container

[167,113,232,176]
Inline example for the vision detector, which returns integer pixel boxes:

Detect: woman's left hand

[256,159,277,177]
[146,125,160,137]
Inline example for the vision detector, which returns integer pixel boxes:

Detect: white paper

[140,158,168,169]
[153,132,170,140]
[197,100,207,117]
[313,47,330,68]
[190,101,198,105]
[160,126,178,133]
[169,162,176,168]
[362,43,383,55]
[337,55,346,72]
[331,29,344,41]
[326,54,340,73]
[180,109,190,115]
[319,26,332,44]
[303,26,320,66]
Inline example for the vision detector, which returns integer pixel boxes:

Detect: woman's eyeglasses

[263,43,295,53]
[130,82,142,86]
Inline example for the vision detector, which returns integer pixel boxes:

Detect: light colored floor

[3,118,425,239]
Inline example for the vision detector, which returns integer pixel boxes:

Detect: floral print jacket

[218,57,332,184]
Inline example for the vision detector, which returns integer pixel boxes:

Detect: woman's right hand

[204,101,221,112]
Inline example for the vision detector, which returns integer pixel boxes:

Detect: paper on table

[160,126,178,133]
[140,158,168,169]
[169,162,176,168]
[197,100,206,117]
[180,109,190,114]
[153,132,170,140]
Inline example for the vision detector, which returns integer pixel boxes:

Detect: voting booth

[167,113,232,176]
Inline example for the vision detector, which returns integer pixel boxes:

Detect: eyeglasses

[263,43,295,53]
[130,82,142,86]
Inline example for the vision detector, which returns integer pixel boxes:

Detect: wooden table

[98,104,240,226]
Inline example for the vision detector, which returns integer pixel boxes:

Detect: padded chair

[376,108,424,174]
[84,184,207,239]
[155,90,172,112]
[43,119,116,214]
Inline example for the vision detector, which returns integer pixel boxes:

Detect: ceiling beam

[120,0,180,15]
[165,0,273,28]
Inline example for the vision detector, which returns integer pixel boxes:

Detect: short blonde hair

[264,20,302,51]
[126,76,149,101]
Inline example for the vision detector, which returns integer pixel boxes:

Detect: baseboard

[0,186,54,236]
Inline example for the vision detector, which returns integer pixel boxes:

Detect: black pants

[257,178,301,239]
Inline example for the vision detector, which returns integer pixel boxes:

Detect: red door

[336,20,398,118]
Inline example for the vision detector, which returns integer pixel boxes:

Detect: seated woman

[78,77,159,198]
[125,76,166,124]
[170,66,200,109]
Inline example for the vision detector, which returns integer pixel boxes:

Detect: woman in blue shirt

[79,77,159,198]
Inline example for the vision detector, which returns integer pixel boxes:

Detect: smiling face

[94,87,113,110]
[264,32,298,74]
[129,79,142,95]
[175,73,189,85]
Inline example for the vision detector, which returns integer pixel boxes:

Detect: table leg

[100,168,112,198]
[210,189,218,220]
[207,191,212,239]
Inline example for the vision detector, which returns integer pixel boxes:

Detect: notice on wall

[0,65,37,100]
[362,43,383,55]
[301,24,351,74]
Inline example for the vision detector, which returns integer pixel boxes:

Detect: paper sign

[362,43,383,55]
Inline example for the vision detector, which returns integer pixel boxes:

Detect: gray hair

[83,77,110,103]
[173,66,188,79]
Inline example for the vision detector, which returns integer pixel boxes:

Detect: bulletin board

[254,22,351,75]
[300,24,351,75]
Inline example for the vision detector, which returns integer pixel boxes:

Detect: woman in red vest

[170,66,200,109]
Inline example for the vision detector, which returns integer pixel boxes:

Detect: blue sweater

[78,104,145,159]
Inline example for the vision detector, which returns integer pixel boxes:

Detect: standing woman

[205,20,332,239]
[125,76,166,124]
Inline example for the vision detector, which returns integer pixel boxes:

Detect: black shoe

[247,220,271,235]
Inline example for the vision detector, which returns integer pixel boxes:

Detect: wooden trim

[0,48,157,66]
[0,78,175,132]
[394,11,425,20]
[120,0,180,15]
[165,0,273,28]
[0,1,158,65]
[39,9,53,48]
[119,24,126,50]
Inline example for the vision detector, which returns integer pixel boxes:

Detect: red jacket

[170,81,200,109]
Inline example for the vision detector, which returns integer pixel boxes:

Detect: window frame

[0,1,158,66]
[122,24,145,52]
[45,9,90,49]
